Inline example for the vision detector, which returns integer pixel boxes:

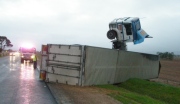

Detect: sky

[0,0,180,54]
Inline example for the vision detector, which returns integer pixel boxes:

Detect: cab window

[124,23,132,35]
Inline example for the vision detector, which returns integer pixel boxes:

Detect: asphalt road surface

[0,54,57,104]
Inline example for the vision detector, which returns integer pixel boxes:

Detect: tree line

[157,52,174,60]
[0,36,13,52]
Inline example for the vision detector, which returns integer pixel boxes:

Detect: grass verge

[97,78,180,104]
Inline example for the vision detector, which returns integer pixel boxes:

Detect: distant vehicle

[19,47,36,63]
[107,17,152,49]
[9,52,15,56]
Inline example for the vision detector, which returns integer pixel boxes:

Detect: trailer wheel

[107,30,117,39]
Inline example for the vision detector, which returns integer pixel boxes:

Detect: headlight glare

[31,56,34,58]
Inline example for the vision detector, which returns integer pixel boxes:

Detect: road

[0,54,57,104]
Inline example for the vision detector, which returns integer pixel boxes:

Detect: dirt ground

[46,59,180,104]
[151,60,180,87]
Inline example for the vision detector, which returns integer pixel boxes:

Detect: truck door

[132,20,150,44]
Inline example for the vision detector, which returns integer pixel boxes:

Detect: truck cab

[19,47,36,63]
[107,17,151,48]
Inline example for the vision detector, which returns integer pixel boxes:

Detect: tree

[157,52,174,60]
[0,36,13,52]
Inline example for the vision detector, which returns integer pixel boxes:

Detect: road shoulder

[46,83,122,104]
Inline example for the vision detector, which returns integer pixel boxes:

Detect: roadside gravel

[47,83,122,104]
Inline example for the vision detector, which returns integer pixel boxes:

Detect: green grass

[97,78,180,104]
[119,78,180,104]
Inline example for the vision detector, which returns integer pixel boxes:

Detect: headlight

[31,56,34,58]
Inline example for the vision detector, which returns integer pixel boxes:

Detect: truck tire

[21,59,24,63]
[107,30,117,39]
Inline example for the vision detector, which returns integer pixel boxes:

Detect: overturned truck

[107,17,152,50]
[40,44,160,86]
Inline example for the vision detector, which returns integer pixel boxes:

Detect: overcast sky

[0,0,180,54]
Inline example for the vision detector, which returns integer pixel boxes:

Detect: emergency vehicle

[19,47,36,63]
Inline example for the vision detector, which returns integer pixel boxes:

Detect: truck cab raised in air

[107,17,152,49]
[19,47,36,63]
